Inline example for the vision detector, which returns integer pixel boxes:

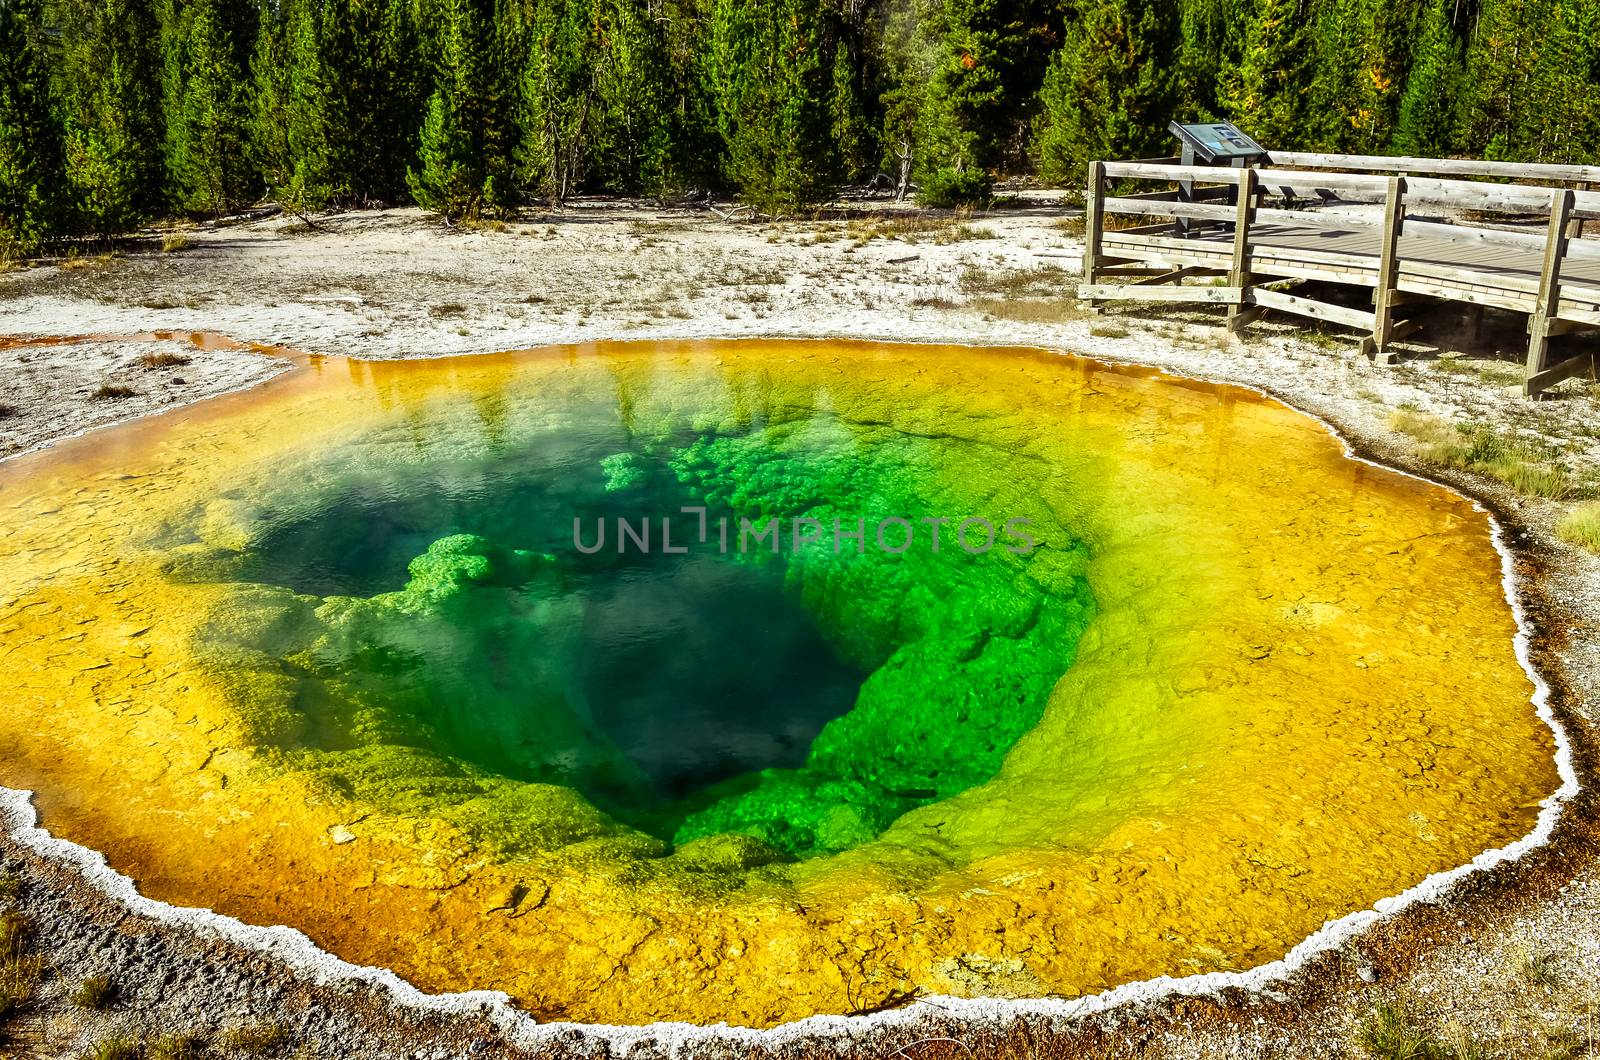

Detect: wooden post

[1226,167,1259,333]
[1524,188,1575,397]
[1084,160,1106,313]
[1367,176,1407,364]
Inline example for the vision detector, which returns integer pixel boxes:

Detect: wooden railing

[1268,151,1600,187]
[1080,154,1600,396]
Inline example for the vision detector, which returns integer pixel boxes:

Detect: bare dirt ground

[1,200,1598,1059]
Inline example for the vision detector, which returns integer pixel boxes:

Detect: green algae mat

[0,339,1558,1026]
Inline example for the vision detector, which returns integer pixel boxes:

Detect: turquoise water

[180,381,1095,858]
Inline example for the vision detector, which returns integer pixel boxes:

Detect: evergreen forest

[3,0,1600,254]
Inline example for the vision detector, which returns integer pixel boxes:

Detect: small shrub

[137,351,192,370]
[148,1031,204,1060]
[909,295,956,309]
[1089,324,1130,339]
[72,974,115,1009]
[91,384,139,401]
[161,233,191,253]
[1557,502,1600,552]
[916,166,993,208]
[428,303,467,318]
[86,1039,140,1060]
[223,1021,288,1054]
[1356,1000,1447,1060]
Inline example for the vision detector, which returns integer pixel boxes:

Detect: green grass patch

[72,973,115,1009]
[1556,502,1600,552]
[148,1031,204,1060]
[1389,410,1587,500]
[85,1039,140,1060]
[1357,1000,1447,1060]
[222,1021,288,1055]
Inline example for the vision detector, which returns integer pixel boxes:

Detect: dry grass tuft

[801,214,995,247]
[0,906,41,1020]
[61,252,117,271]
[91,384,139,401]
[957,263,1071,298]
[137,351,192,369]
[148,1031,205,1060]
[222,1021,289,1055]
[629,219,689,237]
[965,296,1088,325]
[161,233,192,253]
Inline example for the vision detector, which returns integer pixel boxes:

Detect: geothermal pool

[0,339,1558,1026]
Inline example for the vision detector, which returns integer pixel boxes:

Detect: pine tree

[589,0,680,194]
[1453,0,1600,162]
[166,0,256,215]
[878,0,1062,205]
[1178,0,1250,120]
[251,0,336,211]
[830,32,874,181]
[654,0,721,192]
[516,0,595,203]
[935,0,1060,173]
[53,0,166,236]
[706,0,838,211]
[1304,0,1365,149]
[330,0,424,203]
[0,0,66,255]
[1034,0,1182,184]
[1222,0,1317,148]
[875,0,941,200]
[1390,0,1465,156]
[408,0,515,218]
[308,0,422,204]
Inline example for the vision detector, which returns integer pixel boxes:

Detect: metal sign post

[1167,121,1267,236]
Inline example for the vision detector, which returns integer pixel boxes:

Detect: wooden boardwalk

[1078,153,1600,396]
